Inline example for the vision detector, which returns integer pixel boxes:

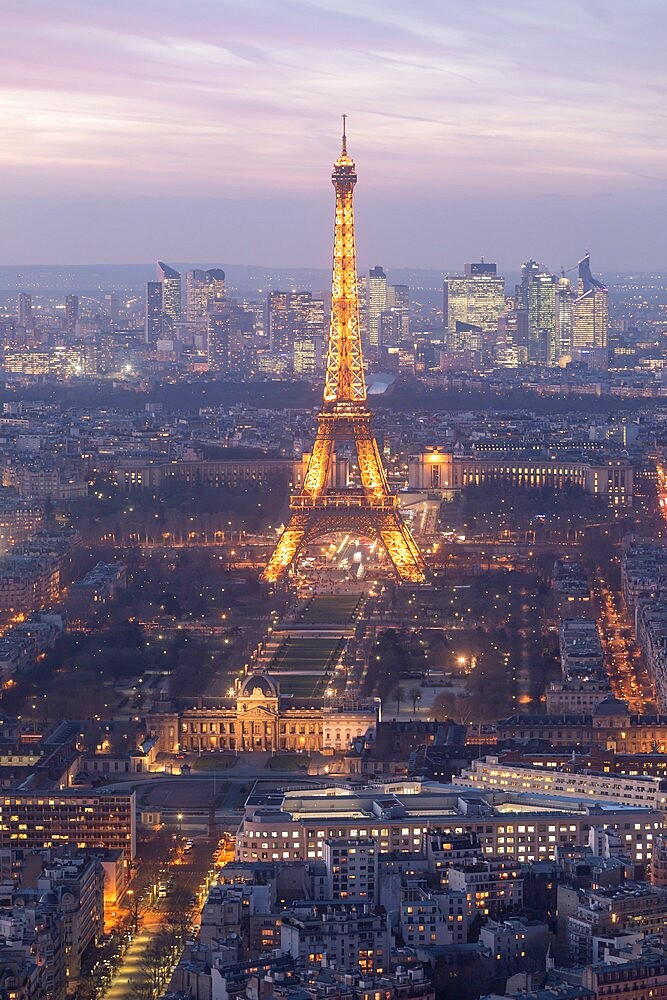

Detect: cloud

[0,0,665,264]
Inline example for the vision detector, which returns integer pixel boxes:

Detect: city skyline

[0,1,665,268]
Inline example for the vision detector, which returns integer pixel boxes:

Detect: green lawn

[278,673,331,698]
[266,753,310,770]
[298,594,362,625]
[191,755,237,771]
[271,637,345,672]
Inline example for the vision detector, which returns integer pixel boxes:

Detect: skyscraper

[527,271,556,364]
[554,276,574,363]
[268,291,325,356]
[65,295,79,337]
[157,261,181,331]
[103,292,119,331]
[385,284,410,342]
[367,266,387,354]
[144,281,163,345]
[517,260,542,311]
[572,253,608,352]
[185,268,226,325]
[357,275,369,344]
[293,336,325,375]
[17,293,32,331]
[208,301,248,373]
[443,262,505,358]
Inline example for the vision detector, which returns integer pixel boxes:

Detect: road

[594,570,653,712]
[103,919,165,1000]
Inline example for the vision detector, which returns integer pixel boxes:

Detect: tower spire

[341,114,347,155]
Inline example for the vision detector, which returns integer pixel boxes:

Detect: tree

[408,685,421,715]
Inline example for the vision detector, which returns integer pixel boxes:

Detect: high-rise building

[186,268,226,325]
[103,292,119,331]
[157,261,181,330]
[379,310,400,349]
[572,253,608,352]
[144,281,163,345]
[452,320,483,354]
[367,266,387,354]
[293,336,325,375]
[386,284,410,341]
[357,275,369,344]
[517,260,542,310]
[267,291,290,353]
[268,291,325,356]
[208,301,250,373]
[525,267,555,364]
[443,262,505,358]
[17,293,32,330]
[64,295,79,337]
[554,275,575,363]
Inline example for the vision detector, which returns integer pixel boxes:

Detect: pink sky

[0,0,665,267]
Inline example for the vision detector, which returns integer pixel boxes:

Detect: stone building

[146,671,377,754]
[497,696,667,754]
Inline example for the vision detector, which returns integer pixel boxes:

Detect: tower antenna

[341,114,347,155]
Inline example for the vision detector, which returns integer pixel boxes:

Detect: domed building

[147,669,377,755]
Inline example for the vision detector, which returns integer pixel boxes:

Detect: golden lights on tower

[262,120,425,585]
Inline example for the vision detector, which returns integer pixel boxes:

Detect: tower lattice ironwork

[263,120,426,585]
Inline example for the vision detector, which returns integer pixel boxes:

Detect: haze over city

[1,0,666,269]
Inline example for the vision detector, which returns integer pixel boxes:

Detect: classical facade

[498,696,667,753]
[146,671,377,755]
[408,449,632,507]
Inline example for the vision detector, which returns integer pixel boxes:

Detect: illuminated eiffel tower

[262,120,426,585]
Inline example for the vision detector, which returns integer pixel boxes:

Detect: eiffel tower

[262,120,426,585]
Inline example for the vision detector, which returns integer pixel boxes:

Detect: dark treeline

[2,374,653,417]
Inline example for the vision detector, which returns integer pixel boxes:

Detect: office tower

[554,276,575,363]
[263,122,425,585]
[496,313,527,367]
[414,337,436,373]
[527,271,556,364]
[357,275,369,343]
[17,293,32,330]
[103,292,119,331]
[242,300,265,340]
[156,261,181,330]
[386,283,410,340]
[144,281,163,345]
[208,301,249,373]
[572,253,608,351]
[293,336,325,375]
[379,310,400,349]
[268,291,325,355]
[452,321,483,354]
[64,295,79,337]
[443,262,505,358]
[367,266,387,354]
[517,260,542,310]
[186,268,226,324]
[268,291,290,353]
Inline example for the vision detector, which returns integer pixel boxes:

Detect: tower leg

[303,432,335,498]
[379,515,426,584]
[262,522,307,583]
[355,433,390,498]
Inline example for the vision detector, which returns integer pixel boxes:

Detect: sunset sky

[1,0,665,270]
